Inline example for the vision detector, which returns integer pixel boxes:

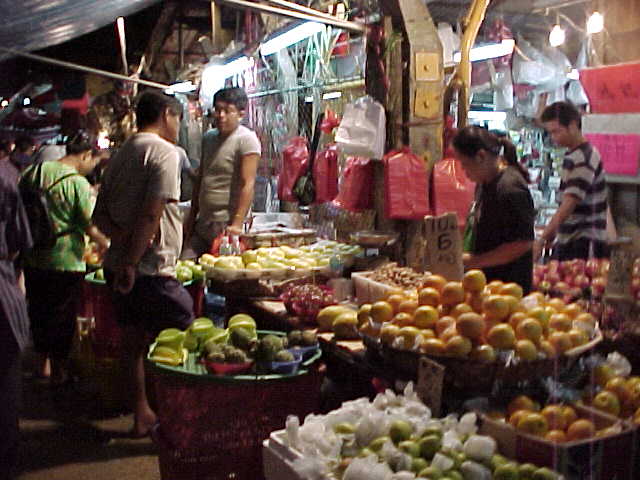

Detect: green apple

[199,253,216,266]
[389,420,413,444]
[182,259,196,267]
[94,268,105,281]
[176,266,193,283]
[399,440,421,458]
[368,436,391,452]
[418,466,442,479]
[190,265,205,282]
[411,457,429,473]
[532,467,558,480]
[418,435,441,460]
[519,463,538,479]
[494,462,520,480]
[215,256,242,270]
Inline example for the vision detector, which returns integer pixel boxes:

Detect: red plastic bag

[278,137,309,202]
[333,157,374,212]
[320,109,341,134]
[383,147,430,220]
[313,143,339,204]
[433,158,475,229]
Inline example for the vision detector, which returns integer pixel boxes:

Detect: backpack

[19,162,79,250]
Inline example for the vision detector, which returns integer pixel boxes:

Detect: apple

[585,259,600,278]
[538,281,552,293]
[632,278,640,296]
[546,272,560,284]
[592,390,621,417]
[591,277,607,297]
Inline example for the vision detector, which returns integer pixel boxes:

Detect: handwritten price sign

[423,212,463,281]
[585,133,640,176]
[580,63,640,114]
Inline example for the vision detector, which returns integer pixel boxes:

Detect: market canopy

[0,0,161,62]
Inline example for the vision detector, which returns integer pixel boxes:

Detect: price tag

[417,357,445,417]
[423,212,463,281]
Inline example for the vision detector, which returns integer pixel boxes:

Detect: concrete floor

[16,355,160,480]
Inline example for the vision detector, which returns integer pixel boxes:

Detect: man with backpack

[20,132,108,384]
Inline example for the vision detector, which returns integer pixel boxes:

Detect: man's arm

[533,193,581,259]
[85,224,110,253]
[183,165,202,242]
[92,187,129,244]
[464,240,533,269]
[228,153,259,234]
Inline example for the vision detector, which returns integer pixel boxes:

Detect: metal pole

[266,0,348,25]
[208,0,366,33]
[0,47,171,90]
[531,0,590,13]
[116,17,129,75]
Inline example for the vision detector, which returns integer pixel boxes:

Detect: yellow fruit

[509,409,531,427]
[593,364,616,388]
[517,412,549,437]
[441,282,465,306]
[525,292,545,305]
[317,305,352,330]
[516,318,543,344]
[509,312,528,330]
[387,294,407,315]
[357,304,372,325]
[468,292,486,313]
[546,298,566,313]
[440,325,459,343]
[541,405,567,430]
[561,406,578,426]
[568,328,589,347]
[422,274,447,293]
[566,419,596,441]
[392,312,415,327]
[333,312,359,339]
[549,313,572,332]
[487,280,505,294]
[418,287,441,307]
[445,335,472,357]
[548,331,573,354]
[435,316,456,336]
[483,295,510,321]
[605,377,632,405]
[508,395,538,415]
[539,340,557,359]
[487,324,516,350]
[414,306,439,330]
[398,326,422,345]
[450,303,473,318]
[502,295,521,315]
[499,282,524,300]
[515,339,538,361]
[545,429,567,443]
[420,329,436,340]
[470,344,496,363]
[463,269,487,293]
[421,338,446,356]
[370,301,394,323]
[575,312,597,327]
[398,299,419,315]
[527,306,549,323]
[380,324,401,344]
[359,319,380,337]
[456,312,486,340]
[592,390,622,417]
[563,303,583,319]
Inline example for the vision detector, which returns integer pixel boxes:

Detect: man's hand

[226,224,243,236]
[533,239,545,262]
[114,264,136,294]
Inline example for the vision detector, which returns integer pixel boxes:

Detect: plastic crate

[85,272,122,359]
[351,271,398,304]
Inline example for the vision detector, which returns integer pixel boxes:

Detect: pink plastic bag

[333,157,374,212]
[277,137,309,202]
[313,143,339,203]
[433,158,475,229]
[383,147,430,219]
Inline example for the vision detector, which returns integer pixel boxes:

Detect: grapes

[280,284,336,322]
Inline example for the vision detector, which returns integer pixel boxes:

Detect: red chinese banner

[580,62,640,114]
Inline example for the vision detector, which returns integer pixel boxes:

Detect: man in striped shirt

[536,101,608,260]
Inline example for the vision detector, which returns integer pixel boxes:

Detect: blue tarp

[0,0,161,61]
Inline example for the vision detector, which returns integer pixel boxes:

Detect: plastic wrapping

[278,136,309,203]
[333,157,374,212]
[313,143,339,204]
[433,158,475,229]
[513,37,571,92]
[384,148,430,220]
[335,95,386,159]
[0,0,160,61]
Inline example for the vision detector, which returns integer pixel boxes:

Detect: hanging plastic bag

[335,95,386,159]
[433,158,475,230]
[277,136,309,203]
[333,157,374,212]
[383,148,430,220]
[314,143,339,203]
[567,40,590,105]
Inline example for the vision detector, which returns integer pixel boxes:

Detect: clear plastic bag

[335,95,386,159]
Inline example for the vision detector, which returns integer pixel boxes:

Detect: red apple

[539,281,552,293]
[591,277,607,297]
[546,272,561,284]
[585,259,600,278]
[548,260,560,272]
[574,274,590,289]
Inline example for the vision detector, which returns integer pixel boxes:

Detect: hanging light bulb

[587,11,604,34]
[549,24,566,47]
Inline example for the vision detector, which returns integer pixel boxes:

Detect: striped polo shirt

[557,142,607,246]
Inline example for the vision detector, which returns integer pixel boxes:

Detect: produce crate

[240,228,316,249]
[148,346,324,480]
[85,272,122,359]
[352,271,398,304]
[479,404,637,480]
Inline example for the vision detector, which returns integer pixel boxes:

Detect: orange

[548,331,573,354]
[626,376,640,391]
[549,313,572,332]
[592,390,621,417]
[413,306,439,330]
[380,324,400,345]
[568,328,589,347]
[418,287,441,307]
[450,303,473,318]
[470,344,496,363]
[482,295,510,321]
[605,377,632,405]
[487,280,505,294]
[525,291,546,305]
[517,412,549,437]
[392,312,414,327]
[502,295,521,315]
[398,326,421,345]
[566,419,596,441]
[422,274,447,293]
[516,318,543,344]
[509,312,527,330]
[499,282,524,300]
[441,282,465,306]
[357,304,372,326]
[593,364,616,388]
[420,329,436,340]
[440,325,459,343]
[435,316,456,336]
[387,294,407,315]
[509,409,531,427]
[508,395,538,415]
[456,312,486,340]
[563,303,583,319]
[421,338,446,356]
[527,306,550,325]
[370,301,394,323]
[487,324,516,350]
[445,335,472,357]
[575,312,597,327]
[541,405,567,430]
[545,429,567,443]
[515,339,538,361]
[546,298,566,313]
[462,269,487,293]
[539,340,557,359]
[468,292,486,313]
[398,299,419,315]
[561,405,578,426]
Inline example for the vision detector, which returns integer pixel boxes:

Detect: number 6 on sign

[424,212,463,281]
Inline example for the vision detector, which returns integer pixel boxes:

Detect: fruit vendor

[453,126,535,293]
[0,161,32,478]
[184,87,261,257]
[537,101,608,261]
[93,91,194,437]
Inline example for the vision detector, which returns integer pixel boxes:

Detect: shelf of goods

[146,315,324,480]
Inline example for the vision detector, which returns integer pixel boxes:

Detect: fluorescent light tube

[164,81,197,94]
[453,39,515,63]
[468,111,507,122]
[261,21,325,56]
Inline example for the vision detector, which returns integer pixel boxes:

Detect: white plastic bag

[336,95,386,159]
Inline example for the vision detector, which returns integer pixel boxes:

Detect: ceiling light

[1,100,8,108]
[587,11,604,34]
[323,91,342,100]
[260,21,325,56]
[23,97,31,106]
[468,110,507,122]
[453,39,515,63]
[549,24,565,47]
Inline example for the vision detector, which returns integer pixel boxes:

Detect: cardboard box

[479,404,636,480]
[352,271,398,304]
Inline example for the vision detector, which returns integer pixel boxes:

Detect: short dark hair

[213,87,248,111]
[0,140,11,156]
[540,101,582,129]
[14,135,35,153]
[136,91,182,129]
[66,130,96,155]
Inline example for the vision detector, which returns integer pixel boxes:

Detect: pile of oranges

[584,364,640,423]
[493,395,616,443]
[358,269,597,361]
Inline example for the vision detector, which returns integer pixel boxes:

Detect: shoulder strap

[45,171,80,193]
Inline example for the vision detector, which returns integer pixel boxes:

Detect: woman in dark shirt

[453,126,535,293]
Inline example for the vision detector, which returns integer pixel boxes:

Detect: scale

[350,231,399,270]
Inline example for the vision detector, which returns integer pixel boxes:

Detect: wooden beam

[142,2,181,78]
